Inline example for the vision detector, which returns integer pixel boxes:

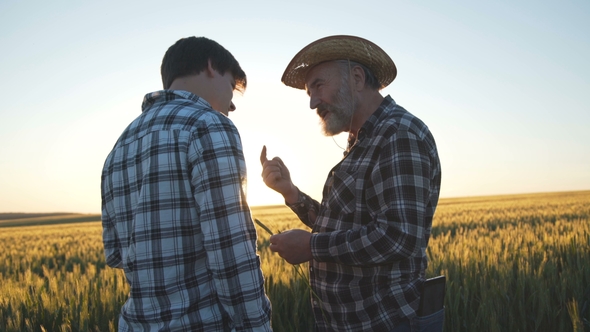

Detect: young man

[101,36,272,331]
[260,35,442,331]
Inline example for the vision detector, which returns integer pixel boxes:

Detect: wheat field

[1,191,589,331]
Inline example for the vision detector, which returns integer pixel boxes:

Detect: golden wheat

[0,191,589,331]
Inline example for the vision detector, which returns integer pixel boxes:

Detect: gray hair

[335,60,380,90]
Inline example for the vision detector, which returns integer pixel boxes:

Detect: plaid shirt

[288,96,441,331]
[101,90,272,331]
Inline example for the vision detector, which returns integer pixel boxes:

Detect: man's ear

[351,65,366,91]
[206,59,216,78]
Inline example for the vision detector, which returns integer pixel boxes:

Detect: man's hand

[260,145,298,203]
[269,229,313,265]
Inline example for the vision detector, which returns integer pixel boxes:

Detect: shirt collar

[345,95,397,152]
[360,95,396,138]
[141,90,212,113]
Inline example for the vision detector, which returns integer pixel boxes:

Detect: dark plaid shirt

[288,96,441,331]
[101,90,271,331]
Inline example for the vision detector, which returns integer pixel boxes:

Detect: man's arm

[285,189,321,229]
[101,168,124,269]
[260,145,320,228]
[191,118,271,331]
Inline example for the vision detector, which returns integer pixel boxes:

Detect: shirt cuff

[309,232,332,262]
[285,187,305,209]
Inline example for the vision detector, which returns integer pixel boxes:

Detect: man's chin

[321,123,345,137]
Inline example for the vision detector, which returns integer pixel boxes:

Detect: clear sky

[1,0,589,214]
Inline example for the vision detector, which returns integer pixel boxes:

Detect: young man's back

[101,37,272,332]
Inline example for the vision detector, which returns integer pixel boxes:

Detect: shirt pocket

[325,169,358,215]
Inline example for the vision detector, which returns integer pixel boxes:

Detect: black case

[417,275,446,316]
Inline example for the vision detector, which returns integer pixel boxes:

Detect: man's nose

[229,101,236,112]
[309,93,321,110]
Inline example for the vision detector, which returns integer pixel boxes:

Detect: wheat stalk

[254,218,328,324]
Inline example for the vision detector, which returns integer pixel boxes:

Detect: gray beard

[318,85,356,136]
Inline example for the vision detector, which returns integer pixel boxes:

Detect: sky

[1,0,589,214]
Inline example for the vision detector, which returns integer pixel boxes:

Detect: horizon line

[2,189,589,216]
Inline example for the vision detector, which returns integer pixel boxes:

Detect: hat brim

[281,35,396,90]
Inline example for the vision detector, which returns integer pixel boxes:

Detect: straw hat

[281,35,397,90]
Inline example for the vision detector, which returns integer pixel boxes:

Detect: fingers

[260,145,268,166]
[261,150,283,183]
[260,146,285,172]
[269,233,280,252]
[268,231,312,265]
[260,147,291,193]
[273,157,285,169]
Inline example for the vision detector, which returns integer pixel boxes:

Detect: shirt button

[313,301,318,306]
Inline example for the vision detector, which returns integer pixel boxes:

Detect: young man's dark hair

[161,36,247,92]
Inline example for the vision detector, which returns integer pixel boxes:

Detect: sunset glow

[0,1,588,213]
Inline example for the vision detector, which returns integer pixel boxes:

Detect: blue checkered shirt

[288,96,441,331]
[101,90,272,331]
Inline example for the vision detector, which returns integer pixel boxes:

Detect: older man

[260,35,442,331]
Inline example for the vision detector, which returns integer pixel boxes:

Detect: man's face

[210,70,237,116]
[305,61,356,136]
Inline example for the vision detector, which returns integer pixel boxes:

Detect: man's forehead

[304,61,339,87]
